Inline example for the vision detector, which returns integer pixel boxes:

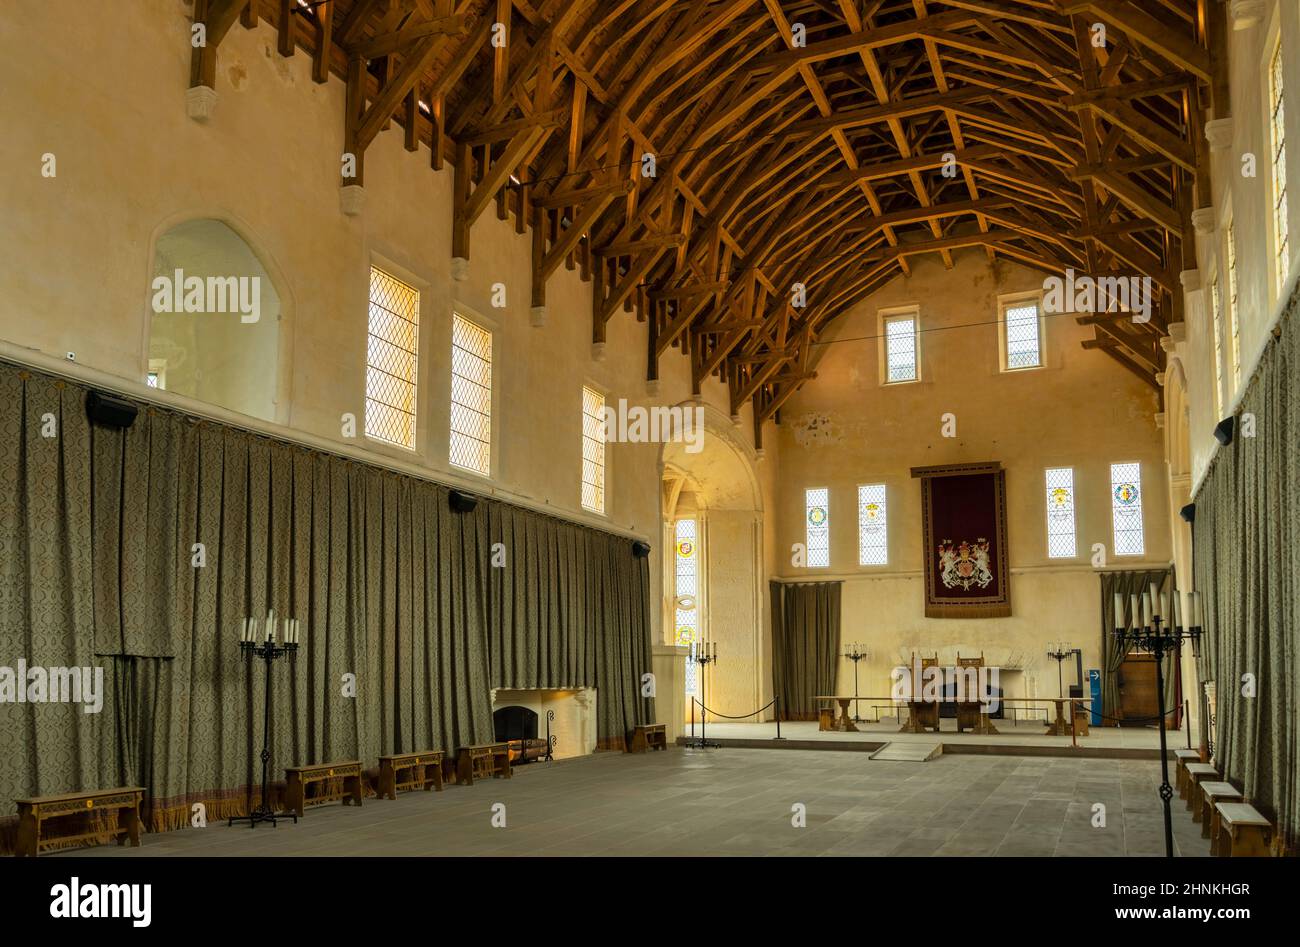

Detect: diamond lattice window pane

[581,387,605,512]
[1044,467,1076,559]
[365,267,419,449]
[1227,221,1241,387]
[806,487,829,568]
[1110,462,1145,556]
[449,314,492,474]
[884,315,917,382]
[1271,43,1290,295]
[1004,303,1041,369]
[858,483,887,565]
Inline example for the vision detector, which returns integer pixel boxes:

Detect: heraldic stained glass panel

[1110,462,1145,557]
[858,483,887,565]
[1044,467,1076,559]
[675,518,700,698]
[806,487,829,567]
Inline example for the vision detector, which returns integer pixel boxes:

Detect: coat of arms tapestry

[911,462,1010,618]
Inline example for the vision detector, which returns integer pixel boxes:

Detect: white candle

[1141,592,1152,627]
[1129,593,1139,627]
[266,610,275,642]
[1149,583,1161,619]
[1172,590,1182,628]
[1113,593,1124,628]
[241,618,248,643]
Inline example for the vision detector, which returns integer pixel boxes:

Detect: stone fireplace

[490,688,597,760]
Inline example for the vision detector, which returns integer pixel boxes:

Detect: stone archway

[660,404,768,726]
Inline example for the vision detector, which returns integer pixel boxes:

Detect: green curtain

[770,581,841,721]
[1193,283,1299,854]
[1098,567,1174,724]
[0,359,654,842]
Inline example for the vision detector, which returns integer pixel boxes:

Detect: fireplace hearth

[493,705,554,764]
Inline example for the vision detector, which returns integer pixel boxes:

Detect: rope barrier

[691,698,776,720]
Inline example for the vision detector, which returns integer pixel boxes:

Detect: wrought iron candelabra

[686,642,719,749]
[1112,586,1203,858]
[1045,642,1072,698]
[229,612,302,829]
[841,643,870,722]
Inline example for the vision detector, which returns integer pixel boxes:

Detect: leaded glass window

[366,266,419,449]
[449,313,491,474]
[883,313,918,383]
[1227,220,1241,388]
[1210,275,1224,420]
[1110,462,1145,557]
[858,484,887,566]
[675,518,700,698]
[1002,300,1042,369]
[1044,467,1076,559]
[1271,41,1290,296]
[581,386,606,513]
[806,487,829,568]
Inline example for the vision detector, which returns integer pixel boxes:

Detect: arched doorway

[661,406,767,725]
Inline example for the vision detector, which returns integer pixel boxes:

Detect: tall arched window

[674,517,701,699]
[148,219,282,421]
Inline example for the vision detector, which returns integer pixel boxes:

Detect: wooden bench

[1174,748,1202,795]
[378,751,444,800]
[1214,802,1273,857]
[1183,763,1219,812]
[14,787,144,857]
[1199,781,1242,841]
[629,724,667,753]
[455,743,511,786]
[284,761,363,817]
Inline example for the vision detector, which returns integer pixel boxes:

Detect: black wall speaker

[85,390,138,429]
[1213,416,1235,446]
[631,540,651,559]
[448,489,478,514]
[1180,503,1196,524]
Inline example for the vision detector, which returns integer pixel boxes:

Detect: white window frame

[147,357,168,390]
[580,384,607,514]
[1109,461,1145,558]
[1208,268,1224,421]
[1225,216,1241,391]
[1268,34,1291,299]
[448,308,495,477]
[857,483,888,566]
[997,292,1045,372]
[805,487,830,568]
[1044,467,1077,560]
[364,263,422,452]
[879,306,920,385]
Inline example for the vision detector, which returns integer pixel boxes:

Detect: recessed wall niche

[148,219,281,421]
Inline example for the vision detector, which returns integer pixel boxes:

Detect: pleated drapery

[0,360,653,842]
[770,581,842,720]
[1192,284,1299,854]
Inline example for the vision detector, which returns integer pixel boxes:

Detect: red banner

[911,462,1010,618]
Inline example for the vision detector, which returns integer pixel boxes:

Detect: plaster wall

[775,255,1173,713]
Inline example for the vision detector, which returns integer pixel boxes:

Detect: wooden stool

[14,787,145,857]
[1214,803,1273,857]
[817,707,835,731]
[377,751,445,800]
[284,761,363,817]
[1174,748,1201,795]
[629,724,667,753]
[1199,781,1242,841]
[1184,763,1219,812]
[455,743,511,786]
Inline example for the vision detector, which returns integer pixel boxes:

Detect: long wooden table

[811,695,1095,740]
[14,787,144,856]
[813,696,860,732]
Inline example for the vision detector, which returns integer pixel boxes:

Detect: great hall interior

[0,0,1297,884]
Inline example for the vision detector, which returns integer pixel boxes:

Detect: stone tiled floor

[65,747,1210,857]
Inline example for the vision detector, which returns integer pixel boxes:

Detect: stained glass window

[1227,220,1241,389]
[1044,467,1076,559]
[675,518,700,698]
[1270,41,1290,296]
[858,484,887,566]
[366,266,419,449]
[883,313,918,383]
[1110,462,1145,557]
[1209,275,1224,420]
[581,386,606,513]
[806,487,829,568]
[1002,300,1042,369]
[449,313,492,474]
